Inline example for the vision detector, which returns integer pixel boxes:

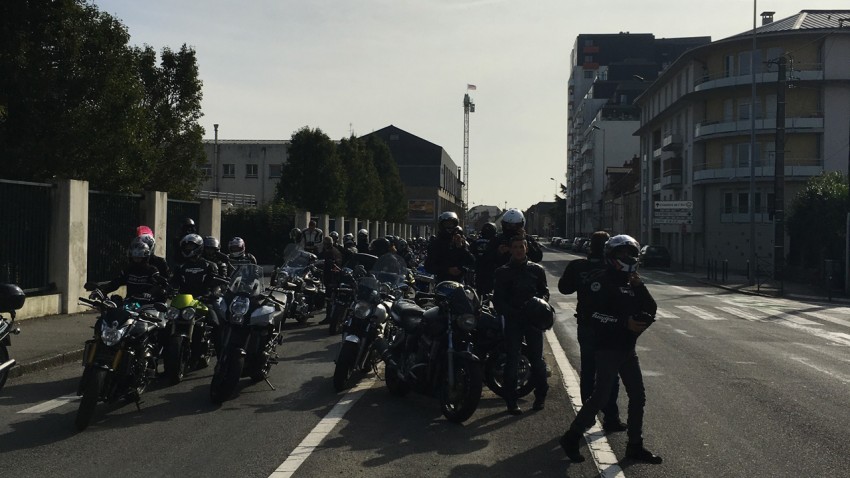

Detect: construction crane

[463,91,475,217]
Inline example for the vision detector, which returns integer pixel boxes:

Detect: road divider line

[676,305,725,321]
[546,330,624,478]
[269,378,376,478]
[18,395,80,414]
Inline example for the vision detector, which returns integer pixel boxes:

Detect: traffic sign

[654,211,692,218]
[654,201,693,209]
[653,218,693,225]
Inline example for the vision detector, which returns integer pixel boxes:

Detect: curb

[697,279,850,305]
[8,348,84,379]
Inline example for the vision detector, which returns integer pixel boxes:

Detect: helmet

[369,237,391,256]
[329,231,340,242]
[604,234,641,272]
[137,233,156,254]
[129,237,152,263]
[181,218,196,235]
[343,233,354,242]
[501,209,525,232]
[524,296,555,331]
[357,229,369,241]
[480,222,497,239]
[0,283,26,312]
[438,211,459,232]
[228,237,246,258]
[203,236,220,253]
[180,234,204,259]
[395,238,409,254]
[434,281,464,301]
[136,225,153,237]
[290,227,302,243]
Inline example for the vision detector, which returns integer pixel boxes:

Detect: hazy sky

[97,1,848,211]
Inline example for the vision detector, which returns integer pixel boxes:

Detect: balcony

[581,201,593,211]
[693,157,823,183]
[581,161,594,174]
[581,141,593,154]
[653,147,663,159]
[661,133,683,151]
[581,180,593,192]
[693,63,824,92]
[661,157,683,189]
[694,115,823,140]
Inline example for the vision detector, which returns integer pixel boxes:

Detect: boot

[559,430,585,462]
[625,442,663,464]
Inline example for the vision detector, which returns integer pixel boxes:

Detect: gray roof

[726,10,850,39]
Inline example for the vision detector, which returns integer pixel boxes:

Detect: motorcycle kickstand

[264,378,276,391]
[134,398,142,412]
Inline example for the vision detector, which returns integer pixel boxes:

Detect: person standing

[492,231,550,415]
[424,212,475,283]
[558,230,627,432]
[471,222,497,296]
[301,219,324,254]
[559,234,662,464]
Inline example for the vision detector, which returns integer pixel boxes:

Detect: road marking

[654,270,674,276]
[556,301,575,311]
[802,311,850,329]
[545,330,624,478]
[269,378,376,478]
[789,356,850,384]
[760,308,821,326]
[675,305,725,321]
[652,280,670,286]
[654,308,679,319]
[670,285,691,292]
[674,329,694,338]
[18,395,80,414]
[716,306,762,322]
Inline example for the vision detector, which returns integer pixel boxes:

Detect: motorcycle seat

[391,299,425,332]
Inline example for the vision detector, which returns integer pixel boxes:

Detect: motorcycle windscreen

[229,264,265,296]
[370,253,409,290]
[281,243,315,269]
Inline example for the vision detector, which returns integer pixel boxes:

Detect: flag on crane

[467,84,477,90]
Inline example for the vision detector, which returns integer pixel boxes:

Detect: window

[737,143,760,168]
[738,192,749,214]
[723,144,734,168]
[584,55,594,63]
[584,70,594,79]
[223,164,235,178]
[246,164,258,178]
[269,164,282,178]
[584,39,594,47]
[723,99,734,121]
[724,192,734,213]
[738,101,750,120]
[739,51,751,76]
[724,55,735,77]
[202,163,212,178]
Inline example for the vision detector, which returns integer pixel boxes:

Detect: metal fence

[166,199,200,266]
[87,191,142,282]
[0,179,53,292]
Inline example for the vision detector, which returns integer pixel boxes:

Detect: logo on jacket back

[591,311,616,324]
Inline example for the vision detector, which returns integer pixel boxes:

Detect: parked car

[551,237,562,246]
[572,237,588,253]
[560,238,574,250]
[639,245,671,268]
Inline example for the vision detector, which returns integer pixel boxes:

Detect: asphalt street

[2,248,850,477]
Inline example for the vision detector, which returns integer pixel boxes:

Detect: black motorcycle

[210,264,284,404]
[162,287,224,384]
[0,284,25,392]
[325,252,377,336]
[273,244,324,325]
[333,253,405,392]
[383,281,483,423]
[75,289,168,430]
[475,299,534,399]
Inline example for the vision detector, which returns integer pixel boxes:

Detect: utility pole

[213,123,219,193]
[463,91,475,216]
[773,56,786,283]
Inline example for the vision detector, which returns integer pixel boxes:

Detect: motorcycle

[474,296,534,399]
[383,280,484,423]
[162,288,224,384]
[75,289,168,430]
[0,284,25,392]
[273,244,324,324]
[210,264,284,404]
[332,253,405,392]
[325,252,377,336]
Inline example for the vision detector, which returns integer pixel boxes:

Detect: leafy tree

[787,172,848,267]
[276,126,346,215]
[338,136,384,219]
[221,199,296,265]
[365,135,407,222]
[548,184,567,237]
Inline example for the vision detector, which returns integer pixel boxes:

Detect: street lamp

[213,123,219,193]
[549,177,559,199]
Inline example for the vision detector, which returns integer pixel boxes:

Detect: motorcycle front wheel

[165,336,189,384]
[485,352,534,399]
[327,304,346,336]
[332,341,358,392]
[384,355,410,397]
[75,368,106,431]
[0,345,10,391]
[440,359,483,423]
[210,351,244,404]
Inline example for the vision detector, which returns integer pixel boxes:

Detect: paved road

[2,248,850,477]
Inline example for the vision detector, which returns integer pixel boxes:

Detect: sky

[97,0,849,212]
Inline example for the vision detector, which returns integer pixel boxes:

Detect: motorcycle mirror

[153,302,168,313]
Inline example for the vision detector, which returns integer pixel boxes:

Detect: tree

[276,127,346,215]
[787,172,848,268]
[548,184,567,237]
[338,136,383,219]
[365,135,407,222]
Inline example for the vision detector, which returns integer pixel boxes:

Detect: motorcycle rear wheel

[440,359,483,423]
[485,352,534,399]
[0,345,9,391]
[333,342,358,392]
[210,352,244,404]
[75,368,106,431]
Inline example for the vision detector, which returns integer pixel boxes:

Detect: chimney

[761,11,775,25]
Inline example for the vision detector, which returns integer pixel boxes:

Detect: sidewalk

[680,269,850,305]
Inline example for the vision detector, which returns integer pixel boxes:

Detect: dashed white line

[654,308,679,319]
[18,395,80,414]
[716,306,762,322]
[675,305,725,321]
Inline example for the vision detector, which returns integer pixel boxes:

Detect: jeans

[569,348,646,444]
[503,317,549,406]
[577,322,621,422]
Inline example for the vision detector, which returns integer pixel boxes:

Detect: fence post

[825,259,833,302]
[49,179,89,314]
[141,190,168,258]
[723,259,728,282]
[369,219,378,240]
[199,198,222,240]
[335,215,345,234]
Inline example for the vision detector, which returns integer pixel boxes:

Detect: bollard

[722,259,728,282]
[706,259,711,280]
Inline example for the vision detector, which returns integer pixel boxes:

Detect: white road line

[716,306,762,322]
[760,308,821,326]
[269,378,376,478]
[670,285,691,292]
[802,311,850,329]
[654,271,674,276]
[652,280,670,286]
[545,330,624,478]
[18,395,80,414]
[556,301,575,311]
[675,305,725,321]
[654,308,679,319]
[674,329,694,338]
[788,356,850,384]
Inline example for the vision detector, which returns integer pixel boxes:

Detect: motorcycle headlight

[455,313,477,332]
[101,322,126,347]
[371,304,388,324]
[181,307,196,321]
[277,271,290,284]
[230,296,250,321]
[165,307,180,320]
[353,301,373,319]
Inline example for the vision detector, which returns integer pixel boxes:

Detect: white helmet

[604,234,641,272]
[501,208,525,232]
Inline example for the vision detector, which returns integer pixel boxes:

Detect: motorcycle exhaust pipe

[0,358,17,374]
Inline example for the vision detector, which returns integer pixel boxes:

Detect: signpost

[653,201,694,271]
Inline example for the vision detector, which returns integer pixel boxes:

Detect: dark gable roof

[725,10,850,39]
[365,125,442,150]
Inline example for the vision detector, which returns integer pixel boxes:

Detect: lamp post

[591,125,605,231]
[213,123,219,193]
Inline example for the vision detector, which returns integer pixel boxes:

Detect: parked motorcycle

[0,284,25,392]
[475,296,534,399]
[210,264,284,404]
[162,289,223,384]
[325,252,377,336]
[332,253,405,392]
[273,244,324,324]
[383,280,484,423]
[75,289,167,430]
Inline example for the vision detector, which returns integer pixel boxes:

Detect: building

[360,125,464,236]
[523,201,557,238]
[466,205,502,233]
[567,33,712,238]
[633,10,850,272]
[200,140,289,206]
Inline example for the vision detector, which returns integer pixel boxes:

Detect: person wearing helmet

[290,227,303,245]
[329,231,340,245]
[227,236,257,268]
[394,238,414,268]
[492,230,550,415]
[471,222,498,296]
[368,237,392,257]
[487,208,543,266]
[559,234,662,464]
[356,228,370,252]
[85,238,168,301]
[172,218,198,267]
[136,225,170,279]
[172,234,227,353]
[557,230,625,432]
[424,212,475,283]
[300,219,324,254]
[203,236,232,277]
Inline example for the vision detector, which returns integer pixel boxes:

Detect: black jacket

[492,259,549,320]
[471,237,495,292]
[577,268,657,350]
[424,234,475,283]
[558,255,606,325]
[172,258,221,298]
[150,255,171,279]
[101,263,166,300]
[485,231,543,272]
